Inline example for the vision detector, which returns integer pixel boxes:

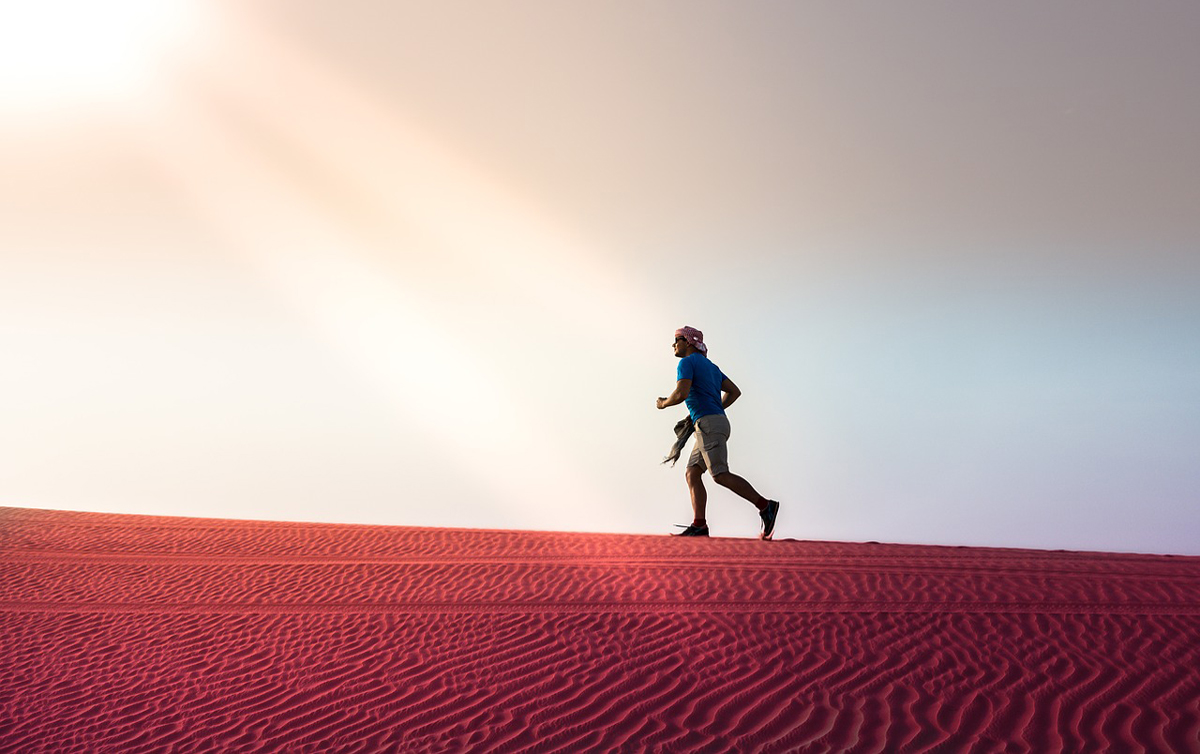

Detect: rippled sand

[3,507,1199,752]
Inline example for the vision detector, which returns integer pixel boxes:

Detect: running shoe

[673,523,709,537]
[759,500,780,540]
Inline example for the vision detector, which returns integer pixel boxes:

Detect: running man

[656,326,781,538]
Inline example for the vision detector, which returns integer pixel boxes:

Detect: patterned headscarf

[674,326,707,354]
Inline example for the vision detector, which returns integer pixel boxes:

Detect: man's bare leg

[685,465,707,523]
[713,472,768,510]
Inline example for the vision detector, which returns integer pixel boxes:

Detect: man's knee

[685,466,705,485]
[712,470,733,486]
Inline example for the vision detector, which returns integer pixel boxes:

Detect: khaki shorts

[687,413,731,477]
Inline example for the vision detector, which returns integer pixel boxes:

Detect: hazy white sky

[2,1,1198,553]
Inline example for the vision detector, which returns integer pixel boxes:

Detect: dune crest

[3,506,1199,752]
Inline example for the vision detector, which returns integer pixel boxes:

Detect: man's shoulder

[684,353,724,377]
[692,353,718,369]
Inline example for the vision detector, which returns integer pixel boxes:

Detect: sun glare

[0,0,202,111]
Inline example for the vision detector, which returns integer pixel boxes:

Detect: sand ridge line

[4,549,1198,581]
[0,508,654,536]
[4,600,1200,616]
[5,525,1189,563]
[1,511,675,539]
[7,509,1196,563]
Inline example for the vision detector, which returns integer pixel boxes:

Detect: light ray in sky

[131,6,666,529]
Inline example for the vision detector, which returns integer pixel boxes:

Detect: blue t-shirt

[676,353,727,422]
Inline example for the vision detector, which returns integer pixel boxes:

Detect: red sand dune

[3,507,1200,752]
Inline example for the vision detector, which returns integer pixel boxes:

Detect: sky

[2,1,1198,554]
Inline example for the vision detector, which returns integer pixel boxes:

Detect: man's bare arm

[721,378,741,409]
[656,379,692,410]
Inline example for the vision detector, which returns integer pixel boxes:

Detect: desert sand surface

[3,506,1199,752]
